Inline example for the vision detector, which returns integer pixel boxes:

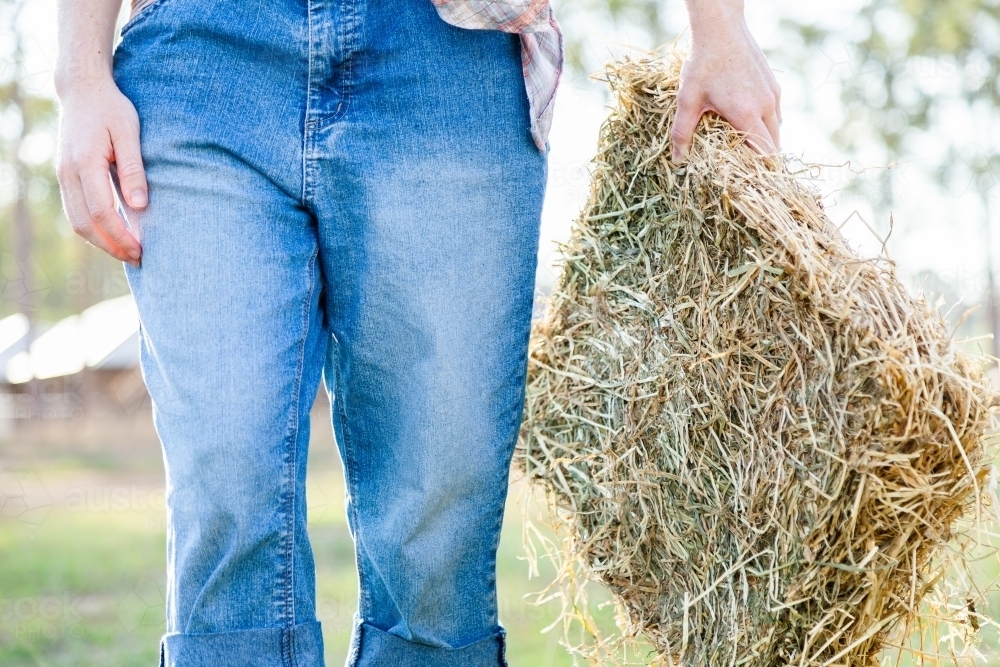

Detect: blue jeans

[111,0,546,664]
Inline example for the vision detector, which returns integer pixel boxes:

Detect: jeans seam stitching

[347,615,363,666]
[282,625,293,667]
[317,0,356,129]
[488,308,534,649]
[341,0,356,121]
[279,248,317,646]
[333,342,369,618]
[301,0,314,206]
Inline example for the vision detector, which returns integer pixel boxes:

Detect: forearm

[54,0,124,96]
[683,0,747,37]
[54,0,146,265]
[672,0,779,157]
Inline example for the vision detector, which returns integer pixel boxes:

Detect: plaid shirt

[432,0,563,152]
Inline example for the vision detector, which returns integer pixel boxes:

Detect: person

[53,0,780,664]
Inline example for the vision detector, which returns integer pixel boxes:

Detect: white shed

[4,296,140,384]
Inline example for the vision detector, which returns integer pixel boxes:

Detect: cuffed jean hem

[350,622,507,667]
[159,621,325,667]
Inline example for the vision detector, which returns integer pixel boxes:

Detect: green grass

[307,468,599,665]
[20,416,1000,667]
[0,508,165,666]
[0,451,601,666]
[7,443,1000,667]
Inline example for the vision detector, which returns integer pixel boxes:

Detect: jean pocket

[119,0,172,37]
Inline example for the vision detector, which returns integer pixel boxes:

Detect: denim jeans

[111,0,546,663]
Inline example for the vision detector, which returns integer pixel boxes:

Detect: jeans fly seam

[341,0,356,122]
[317,0,356,129]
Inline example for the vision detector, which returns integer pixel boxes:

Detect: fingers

[742,117,776,155]
[56,86,147,268]
[670,89,705,161]
[79,167,142,265]
[765,79,782,151]
[772,81,783,125]
[762,111,781,153]
[110,120,148,209]
[59,169,139,267]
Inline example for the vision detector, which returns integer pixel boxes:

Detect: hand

[672,1,781,159]
[56,76,146,268]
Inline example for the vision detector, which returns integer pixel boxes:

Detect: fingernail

[129,248,141,261]
[131,190,147,207]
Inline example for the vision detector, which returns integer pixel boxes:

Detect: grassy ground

[7,407,998,666]
[0,406,614,666]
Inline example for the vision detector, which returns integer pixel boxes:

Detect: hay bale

[517,53,998,666]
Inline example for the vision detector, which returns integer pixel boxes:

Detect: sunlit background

[3,0,1000,664]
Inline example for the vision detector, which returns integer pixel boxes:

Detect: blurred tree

[558,0,1000,354]
[1,0,44,327]
[0,0,127,328]
[554,0,675,77]
[778,0,1000,354]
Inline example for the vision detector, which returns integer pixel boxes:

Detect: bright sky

[10,0,996,304]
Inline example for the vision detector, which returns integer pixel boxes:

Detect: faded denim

[111,0,546,664]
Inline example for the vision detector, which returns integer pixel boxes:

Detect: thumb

[670,88,704,161]
[110,121,148,209]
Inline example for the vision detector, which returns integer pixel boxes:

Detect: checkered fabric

[432,0,563,150]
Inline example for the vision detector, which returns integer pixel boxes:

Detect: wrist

[54,62,115,99]
[685,0,746,37]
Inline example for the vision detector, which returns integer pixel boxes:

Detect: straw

[516,52,1000,666]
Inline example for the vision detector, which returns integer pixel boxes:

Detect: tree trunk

[10,0,34,331]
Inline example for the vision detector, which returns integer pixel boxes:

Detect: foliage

[0,0,127,325]
[554,0,675,77]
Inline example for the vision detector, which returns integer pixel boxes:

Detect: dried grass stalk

[516,53,999,666]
